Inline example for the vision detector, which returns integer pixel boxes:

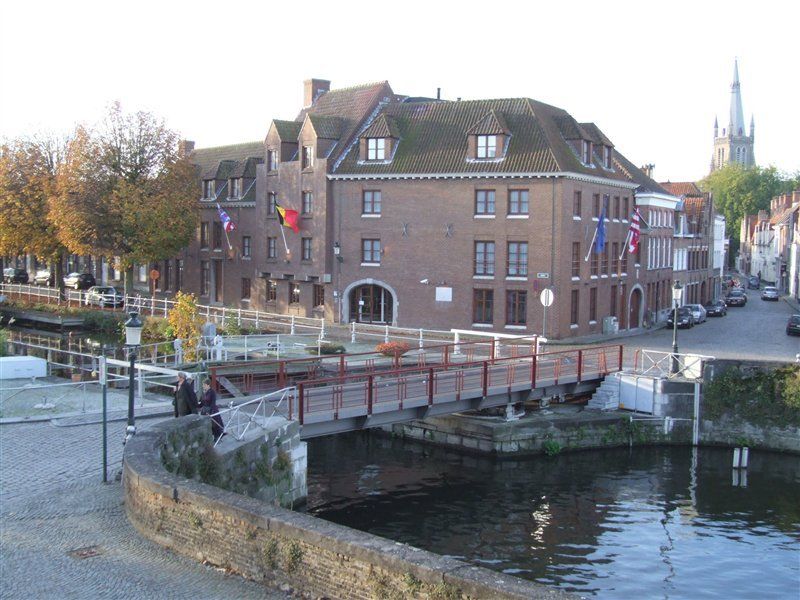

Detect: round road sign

[540,288,554,307]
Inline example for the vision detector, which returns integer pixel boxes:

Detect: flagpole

[223,226,232,251]
[279,224,290,255]
[584,225,598,262]
[619,229,631,261]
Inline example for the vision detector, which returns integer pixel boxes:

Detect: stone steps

[587,375,620,410]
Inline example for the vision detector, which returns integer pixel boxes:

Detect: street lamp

[124,311,143,444]
[671,281,683,375]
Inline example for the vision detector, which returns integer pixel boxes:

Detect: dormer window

[302,146,314,169]
[477,135,497,159]
[228,178,241,199]
[203,180,215,199]
[603,146,612,169]
[267,149,279,172]
[582,140,592,164]
[367,138,385,160]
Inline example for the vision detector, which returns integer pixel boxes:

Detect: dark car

[704,300,727,317]
[787,315,800,336]
[3,267,29,284]
[84,286,124,307]
[725,289,747,306]
[63,272,96,290]
[667,306,695,329]
[747,276,760,290]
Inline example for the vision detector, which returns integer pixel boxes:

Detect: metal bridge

[211,342,623,439]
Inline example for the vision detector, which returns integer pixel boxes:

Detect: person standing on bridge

[173,372,197,417]
[201,379,224,441]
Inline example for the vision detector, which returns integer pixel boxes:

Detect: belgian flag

[276,204,299,233]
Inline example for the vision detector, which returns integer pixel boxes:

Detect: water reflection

[305,432,800,598]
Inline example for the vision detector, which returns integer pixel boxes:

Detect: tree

[167,291,203,362]
[0,135,70,288]
[50,103,198,292]
[699,165,800,260]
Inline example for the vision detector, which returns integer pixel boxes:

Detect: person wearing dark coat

[201,379,224,441]
[173,372,196,417]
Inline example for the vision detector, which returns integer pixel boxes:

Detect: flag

[216,203,236,233]
[276,204,299,233]
[594,199,607,253]
[628,208,641,254]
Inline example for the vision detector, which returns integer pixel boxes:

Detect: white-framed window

[228,178,241,199]
[267,149,279,172]
[362,239,381,264]
[362,190,381,215]
[582,140,591,164]
[476,135,497,159]
[203,180,215,199]
[603,146,612,169]
[508,190,529,215]
[302,146,313,169]
[301,237,312,261]
[367,138,385,160]
[242,236,251,258]
[302,191,313,214]
[475,190,496,215]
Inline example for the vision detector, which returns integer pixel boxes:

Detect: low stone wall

[391,407,693,456]
[124,418,574,599]
[700,416,800,453]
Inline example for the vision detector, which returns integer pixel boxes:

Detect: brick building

[174,79,680,339]
[660,182,719,304]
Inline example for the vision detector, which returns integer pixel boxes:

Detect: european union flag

[595,201,606,253]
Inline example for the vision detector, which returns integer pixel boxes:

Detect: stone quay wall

[391,409,694,457]
[123,418,575,600]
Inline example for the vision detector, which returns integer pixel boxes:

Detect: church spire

[729,59,746,137]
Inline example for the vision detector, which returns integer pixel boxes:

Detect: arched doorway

[629,287,643,328]
[349,283,394,324]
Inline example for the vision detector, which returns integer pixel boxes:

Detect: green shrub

[542,439,562,456]
[81,311,125,337]
[0,328,7,357]
[307,342,346,355]
[704,365,800,427]
[140,317,174,344]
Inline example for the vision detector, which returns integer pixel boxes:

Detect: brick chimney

[178,140,195,158]
[640,163,655,179]
[304,79,330,107]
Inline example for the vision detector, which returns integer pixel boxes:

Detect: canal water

[305,432,800,598]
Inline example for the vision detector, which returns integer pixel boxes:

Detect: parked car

[725,289,747,307]
[747,276,760,290]
[684,303,707,323]
[704,300,727,317]
[667,306,695,329]
[760,286,779,301]
[33,269,55,286]
[84,286,124,307]
[63,272,96,290]
[3,267,29,284]
[787,315,800,336]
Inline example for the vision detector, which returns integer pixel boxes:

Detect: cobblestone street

[0,418,290,599]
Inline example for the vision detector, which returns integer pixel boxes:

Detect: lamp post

[671,281,683,375]
[124,311,143,444]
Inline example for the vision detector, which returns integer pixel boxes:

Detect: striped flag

[628,208,641,254]
[216,203,236,233]
[276,204,300,233]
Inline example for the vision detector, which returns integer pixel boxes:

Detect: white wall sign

[435,287,452,302]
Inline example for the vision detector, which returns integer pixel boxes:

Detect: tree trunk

[54,251,66,298]
[124,265,134,295]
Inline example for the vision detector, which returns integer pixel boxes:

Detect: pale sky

[1,0,798,183]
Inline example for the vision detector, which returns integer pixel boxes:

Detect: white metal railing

[1,283,512,349]
[210,387,294,448]
[633,349,715,380]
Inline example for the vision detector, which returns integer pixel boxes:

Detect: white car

[84,286,125,307]
[684,303,707,324]
[761,286,779,301]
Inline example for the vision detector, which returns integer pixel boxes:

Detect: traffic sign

[540,288,554,307]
